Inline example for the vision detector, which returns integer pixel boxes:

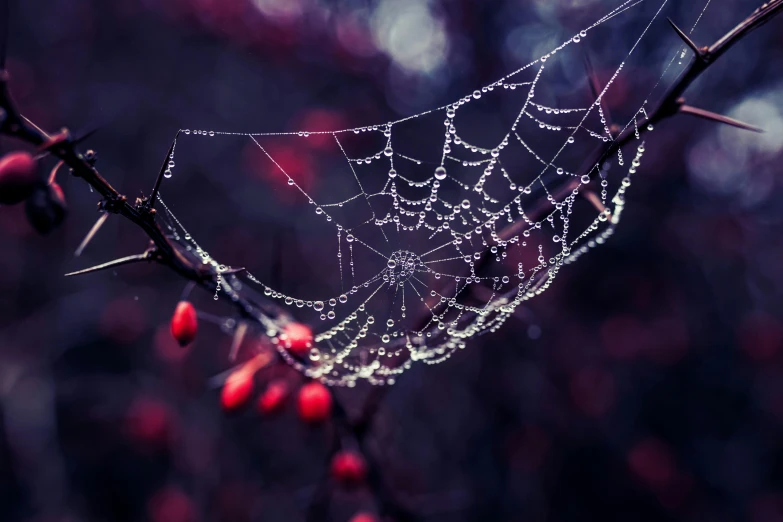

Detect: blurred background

[2,0,783,521]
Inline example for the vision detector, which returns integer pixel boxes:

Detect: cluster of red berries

[0,151,67,234]
[170,301,372,503]
[170,302,335,420]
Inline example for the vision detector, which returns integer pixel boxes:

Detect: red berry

[0,151,38,205]
[282,322,313,356]
[330,450,367,485]
[25,181,67,234]
[221,370,254,411]
[297,382,332,422]
[258,379,288,414]
[170,301,198,347]
[349,512,378,522]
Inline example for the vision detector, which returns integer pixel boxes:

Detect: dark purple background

[2,1,783,521]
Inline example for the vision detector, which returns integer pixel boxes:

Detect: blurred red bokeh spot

[125,396,173,449]
[243,140,314,201]
[293,108,349,150]
[331,449,367,485]
[628,438,675,488]
[221,370,255,411]
[297,381,332,423]
[282,322,313,356]
[258,379,289,414]
[738,311,783,361]
[148,486,196,522]
[348,512,378,522]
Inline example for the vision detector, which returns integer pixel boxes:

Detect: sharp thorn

[73,126,100,145]
[149,131,180,209]
[48,160,64,184]
[667,18,702,57]
[75,212,109,257]
[229,321,248,362]
[64,252,150,277]
[679,104,764,133]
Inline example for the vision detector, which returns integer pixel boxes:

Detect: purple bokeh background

[2,1,783,521]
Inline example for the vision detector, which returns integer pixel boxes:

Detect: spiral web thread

[153,0,710,386]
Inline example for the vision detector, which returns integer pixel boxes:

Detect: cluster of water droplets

[153,0,690,386]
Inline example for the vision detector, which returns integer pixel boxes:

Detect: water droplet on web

[314,301,324,312]
[164,170,172,178]
[461,199,471,209]
[473,90,481,99]
[387,259,397,269]
[384,146,393,157]
[339,294,348,304]
[567,136,575,144]
[581,175,590,184]
[388,168,397,178]
[386,319,394,327]
[434,166,447,180]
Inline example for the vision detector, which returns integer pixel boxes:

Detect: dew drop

[434,166,447,180]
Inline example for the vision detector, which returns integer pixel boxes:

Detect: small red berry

[170,301,198,347]
[349,512,378,522]
[221,370,254,411]
[297,382,332,423]
[282,322,313,356]
[0,151,38,205]
[330,450,367,485]
[258,379,288,414]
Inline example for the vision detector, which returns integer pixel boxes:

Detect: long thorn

[65,252,151,277]
[680,104,764,133]
[667,18,702,58]
[149,132,180,209]
[48,160,63,184]
[75,212,109,257]
[229,322,248,362]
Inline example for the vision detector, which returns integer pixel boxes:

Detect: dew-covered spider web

[153,0,712,386]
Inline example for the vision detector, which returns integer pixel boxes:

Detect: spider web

[153,0,711,386]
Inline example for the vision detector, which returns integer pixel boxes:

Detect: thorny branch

[1,1,783,521]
